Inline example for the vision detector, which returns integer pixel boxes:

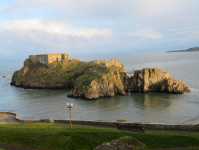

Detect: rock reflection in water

[132,93,173,109]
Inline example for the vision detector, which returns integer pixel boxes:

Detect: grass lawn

[0,124,199,150]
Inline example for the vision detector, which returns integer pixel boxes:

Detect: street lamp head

[67,103,73,108]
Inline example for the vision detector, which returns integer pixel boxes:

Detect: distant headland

[166,47,199,53]
[10,53,190,99]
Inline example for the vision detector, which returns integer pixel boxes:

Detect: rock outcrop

[94,136,149,150]
[10,58,91,89]
[11,57,190,99]
[128,68,190,94]
[92,59,124,68]
[67,67,129,99]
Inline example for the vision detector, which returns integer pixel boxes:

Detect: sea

[0,52,199,124]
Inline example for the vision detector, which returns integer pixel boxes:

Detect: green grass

[0,124,199,150]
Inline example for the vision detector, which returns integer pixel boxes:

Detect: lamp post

[67,103,73,128]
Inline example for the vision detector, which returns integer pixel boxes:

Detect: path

[0,114,20,124]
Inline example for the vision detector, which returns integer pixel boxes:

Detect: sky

[1,0,199,58]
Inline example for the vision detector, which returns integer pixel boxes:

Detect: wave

[189,88,199,92]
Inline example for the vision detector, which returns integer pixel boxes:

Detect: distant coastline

[166,47,199,53]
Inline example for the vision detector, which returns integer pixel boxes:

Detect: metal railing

[20,116,50,120]
[0,110,15,112]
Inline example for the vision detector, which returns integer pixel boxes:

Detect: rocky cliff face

[67,67,129,99]
[11,58,190,99]
[68,67,190,99]
[128,68,190,94]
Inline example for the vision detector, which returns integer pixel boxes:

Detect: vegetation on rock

[94,136,149,150]
[11,58,190,99]
[67,64,128,99]
[11,59,94,89]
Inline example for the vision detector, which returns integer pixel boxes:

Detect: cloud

[1,0,199,58]
[166,26,199,46]
[2,0,197,20]
[129,29,161,39]
[0,24,114,57]
[73,29,112,38]
[169,26,199,36]
[0,49,12,56]
[4,19,112,38]
[4,19,66,34]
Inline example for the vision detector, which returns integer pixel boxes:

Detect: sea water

[0,52,199,124]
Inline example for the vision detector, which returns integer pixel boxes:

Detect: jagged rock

[92,59,126,69]
[128,68,190,94]
[94,136,149,150]
[67,65,129,99]
[162,77,190,94]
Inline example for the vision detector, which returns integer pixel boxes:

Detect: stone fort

[29,53,69,66]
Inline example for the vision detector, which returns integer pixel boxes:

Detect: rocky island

[11,53,190,99]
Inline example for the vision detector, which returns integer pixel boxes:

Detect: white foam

[189,88,199,92]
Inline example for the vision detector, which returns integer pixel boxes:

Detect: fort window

[57,58,58,61]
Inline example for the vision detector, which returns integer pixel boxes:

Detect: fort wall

[37,55,48,66]
[29,53,69,66]
[54,119,199,131]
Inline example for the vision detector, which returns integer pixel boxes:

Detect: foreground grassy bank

[0,124,199,150]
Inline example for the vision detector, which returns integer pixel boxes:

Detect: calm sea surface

[0,52,199,124]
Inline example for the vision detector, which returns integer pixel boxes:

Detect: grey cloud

[0,28,117,57]
[1,0,199,58]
